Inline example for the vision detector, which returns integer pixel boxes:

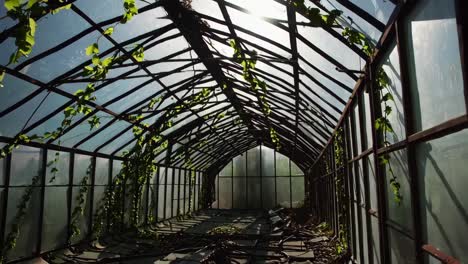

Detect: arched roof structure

[0,0,397,173]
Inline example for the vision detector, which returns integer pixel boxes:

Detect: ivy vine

[290,0,401,204]
[333,128,348,255]
[229,39,281,150]
[69,171,90,242]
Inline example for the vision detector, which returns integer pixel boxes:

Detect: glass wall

[213,145,305,209]
[0,144,203,262]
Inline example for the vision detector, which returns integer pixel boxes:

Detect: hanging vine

[0,1,406,262]
[69,172,90,242]
[0,175,40,263]
[289,0,401,204]
[333,128,348,254]
[229,39,280,150]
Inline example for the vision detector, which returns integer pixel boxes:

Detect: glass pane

[5,187,41,259]
[388,227,417,264]
[384,149,413,234]
[416,129,468,261]
[379,43,405,144]
[275,152,290,176]
[219,178,232,209]
[261,147,275,176]
[10,146,42,186]
[95,158,109,185]
[262,178,275,208]
[405,0,465,132]
[233,154,246,176]
[276,177,291,208]
[247,147,260,176]
[219,161,233,176]
[73,154,92,185]
[233,177,246,208]
[247,177,261,209]
[46,151,69,186]
[42,187,68,252]
[291,177,305,208]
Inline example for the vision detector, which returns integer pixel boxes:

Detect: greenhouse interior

[0,0,466,263]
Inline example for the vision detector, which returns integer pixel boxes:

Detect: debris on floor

[42,209,349,263]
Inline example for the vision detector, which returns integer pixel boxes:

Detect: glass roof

[0,0,397,171]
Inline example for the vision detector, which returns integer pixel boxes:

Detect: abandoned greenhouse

[0,0,466,263]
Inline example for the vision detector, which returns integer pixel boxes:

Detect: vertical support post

[217,172,220,209]
[36,148,47,255]
[245,151,248,208]
[106,158,112,230]
[274,150,277,206]
[369,61,390,264]
[259,145,263,208]
[344,118,355,257]
[163,142,173,220]
[197,172,201,210]
[176,169,181,216]
[187,169,192,213]
[0,153,11,254]
[289,158,292,208]
[170,168,175,218]
[396,19,424,262]
[183,169,187,214]
[351,104,364,262]
[144,163,151,225]
[455,0,468,112]
[231,160,233,209]
[357,91,374,264]
[155,167,160,222]
[88,156,96,237]
[67,152,74,243]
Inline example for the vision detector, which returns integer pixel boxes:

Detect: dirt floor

[40,209,349,263]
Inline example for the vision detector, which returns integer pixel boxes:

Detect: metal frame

[0,0,465,262]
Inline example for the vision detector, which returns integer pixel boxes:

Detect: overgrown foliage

[229,39,281,150]
[333,129,348,254]
[0,0,402,261]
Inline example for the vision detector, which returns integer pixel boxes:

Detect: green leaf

[382,92,394,102]
[4,0,21,11]
[27,0,39,9]
[103,27,114,36]
[64,106,76,117]
[92,55,100,65]
[384,105,392,115]
[50,4,72,15]
[131,45,144,62]
[87,116,100,130]
[85,43,99,56]
[101,56,114,67]
[0,70,5,88]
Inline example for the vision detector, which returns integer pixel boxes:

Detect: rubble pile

[40,209,349,263]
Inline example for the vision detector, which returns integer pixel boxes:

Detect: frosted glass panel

[5,187,41,259]
[95,158,109,185]
[405,0,465,131]
[416,129,468,261]
[247,147,260,176]
[379,43,405,144]
[42,187,68,252]
[45,151,69,186]
[10,146,41,186]
[385,150,414,235]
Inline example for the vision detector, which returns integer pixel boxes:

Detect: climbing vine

[375,69,402,204]
[69,173,90,242]
[289,0,401,204]
[0,175,39,262]
[0,1,405,261]
[333,129,348,255]
[229,39,281,150]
